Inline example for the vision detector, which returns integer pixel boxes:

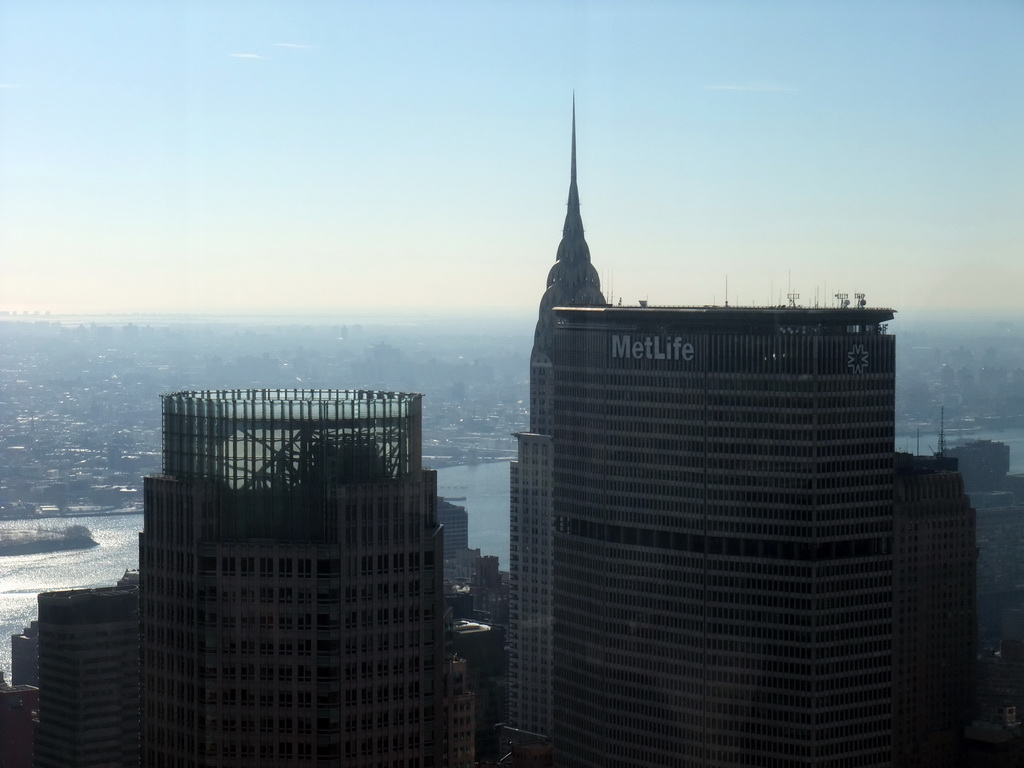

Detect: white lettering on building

[610,335,694,362]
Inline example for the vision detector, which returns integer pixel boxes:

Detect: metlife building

[549,305,897,768]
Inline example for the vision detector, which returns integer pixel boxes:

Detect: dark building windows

[550,307,897,768]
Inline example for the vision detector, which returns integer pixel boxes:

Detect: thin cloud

[705,82,797,93]
[274,43,314,49]
[229,53,266,59]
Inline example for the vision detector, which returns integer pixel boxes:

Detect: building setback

[507,99,605,740]
[550,305,896,767]
[141,389,445,767]
[34,586,140,768]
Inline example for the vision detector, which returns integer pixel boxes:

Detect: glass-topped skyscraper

[142,389,445,767]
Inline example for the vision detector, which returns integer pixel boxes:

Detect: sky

[1,1,1022,317]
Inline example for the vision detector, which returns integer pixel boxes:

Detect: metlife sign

[610,335,695,362]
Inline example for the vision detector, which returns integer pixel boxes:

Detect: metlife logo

[610,335,695,362]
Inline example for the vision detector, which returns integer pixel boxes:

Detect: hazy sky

[1,1,1021,316]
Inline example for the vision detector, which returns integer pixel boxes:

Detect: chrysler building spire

[509,100,607,738]
[564,95,582,238]
[531,98,606,403]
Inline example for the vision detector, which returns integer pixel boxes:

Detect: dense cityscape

[3,0,1022,761]
[1,106,1024,767]
[0,314,531,520]
[3,306,1024,531]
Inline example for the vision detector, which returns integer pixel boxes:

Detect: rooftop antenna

[725,276,729,307]
[835,292,850,309]
[855,292,866,308]
[938,406,946,457]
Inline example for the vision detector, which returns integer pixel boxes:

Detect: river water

[0,513,143,683]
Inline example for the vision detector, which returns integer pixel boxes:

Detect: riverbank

[0,526,99,557]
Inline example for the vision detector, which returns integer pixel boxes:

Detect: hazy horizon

[3,306,1024,325]
[2,2,1021,316]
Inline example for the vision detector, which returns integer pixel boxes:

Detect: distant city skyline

[1,1,1021,315]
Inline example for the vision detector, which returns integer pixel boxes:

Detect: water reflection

[0,513,141,681]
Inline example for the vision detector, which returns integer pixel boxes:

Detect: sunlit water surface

[0,513,142,681]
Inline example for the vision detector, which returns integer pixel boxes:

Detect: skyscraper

[892,453,976,766]
[436,498,469,558]
[0,672,38,768]
[446,657,476,768]
[141,389,445,767]
[10,620,38,688]
[508,100,605,738]
[550,305,896,767]
[34,585,140,768]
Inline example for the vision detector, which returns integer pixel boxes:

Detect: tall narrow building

[10,621,38,688]
[0,672,38,768]
[508,101,605,738]
[550,305,896,767]
[34,585,140,768]
[892,453,976,766]
[141,389,445,767]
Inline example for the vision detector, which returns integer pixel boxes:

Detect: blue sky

[1,1,1021,315]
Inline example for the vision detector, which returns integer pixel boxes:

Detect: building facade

[454,619,507,760]
[948,440,1011,494]
[974,498,1024,643]
[507,100,605,739]
[34,585,140,768]
[550,306,896,767]
[141,389,444,767]
[892,454,976,766]
[446,657,476,768]
[437,498,469,558]
[9,620,37,688]
[0,674,38,768]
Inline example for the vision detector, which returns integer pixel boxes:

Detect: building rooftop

[454,620,493,634]
[554,304,895,333]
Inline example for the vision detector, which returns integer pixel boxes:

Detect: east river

[0,461,512,682]
[0,512,143,682]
